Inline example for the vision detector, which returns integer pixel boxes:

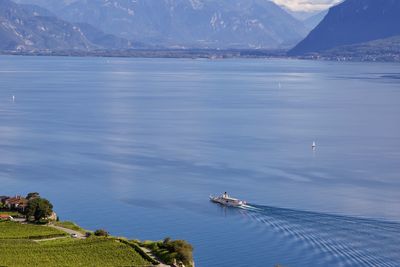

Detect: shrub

[148,242,159,251]
[150,238,193,267]
[94,229,109,237]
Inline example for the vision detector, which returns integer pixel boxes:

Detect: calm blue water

[0,56,399,266]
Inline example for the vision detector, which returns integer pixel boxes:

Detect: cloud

[271,0,343,12]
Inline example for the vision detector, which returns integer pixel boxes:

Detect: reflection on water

[0,56,400,266]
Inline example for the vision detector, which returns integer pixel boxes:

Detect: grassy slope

[0,238,151,267]
[0,222,152,266]
[0,221,66,239]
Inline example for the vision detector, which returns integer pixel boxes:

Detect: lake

[0,56,399,266]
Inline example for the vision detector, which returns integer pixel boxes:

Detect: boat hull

[210,196,245,207]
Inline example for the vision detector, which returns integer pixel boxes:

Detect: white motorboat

[210,192,246,207]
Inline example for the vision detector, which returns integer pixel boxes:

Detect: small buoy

[12,95,15,102]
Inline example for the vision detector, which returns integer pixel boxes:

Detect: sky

[271,0,343,12]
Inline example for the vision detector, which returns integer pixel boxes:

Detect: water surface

[0,56,399,266]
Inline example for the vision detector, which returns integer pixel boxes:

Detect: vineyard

[0,238,153,267]
[0,221,66,239]
[0,221,153,266]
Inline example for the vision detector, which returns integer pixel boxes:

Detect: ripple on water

[236,205,400,267]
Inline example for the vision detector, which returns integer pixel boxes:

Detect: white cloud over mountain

[271,0,342,11]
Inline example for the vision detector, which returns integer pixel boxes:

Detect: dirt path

[48,225,86,239]
[139,246,170,267]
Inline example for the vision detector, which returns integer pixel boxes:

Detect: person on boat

[223,192,228,198]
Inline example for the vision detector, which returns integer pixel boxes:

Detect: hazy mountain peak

[271,0,342,12]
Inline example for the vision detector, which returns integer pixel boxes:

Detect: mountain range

[13,0,311,49]
[0,0,134,51]
[290,0,400,55]
[3,0,400,61]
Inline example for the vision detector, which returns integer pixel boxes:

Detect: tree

[160,239,193,266]
[26,192,40,200]
[25,197,53,222]
[170,240,193,265]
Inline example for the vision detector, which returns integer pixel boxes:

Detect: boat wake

[237,204,400,267]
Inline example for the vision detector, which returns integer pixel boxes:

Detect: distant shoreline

[1,49,399,63]
[0,49,286,60]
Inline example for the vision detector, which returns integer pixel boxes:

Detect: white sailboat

[312,141,316,150]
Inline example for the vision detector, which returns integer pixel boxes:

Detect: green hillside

[0,221,66,239]
[0,222,152,267]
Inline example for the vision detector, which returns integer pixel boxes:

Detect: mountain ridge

[290,0,400,55]
[14,0,309,49]
[0,0,135,51]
